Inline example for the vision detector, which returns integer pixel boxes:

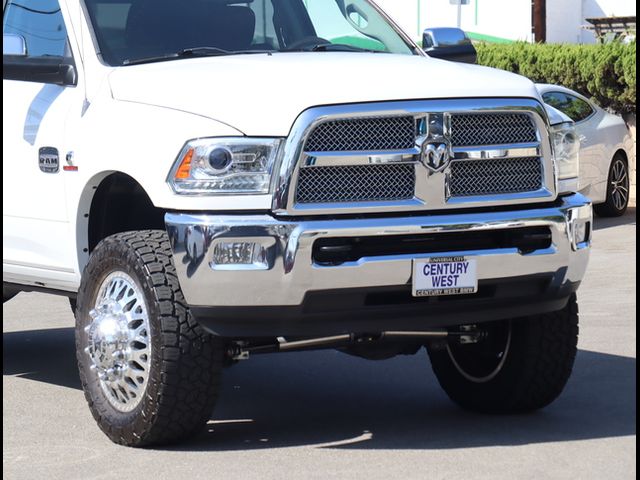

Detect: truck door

[2,0,81,290]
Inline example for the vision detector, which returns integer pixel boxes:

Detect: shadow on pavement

[3,327,636,451]
[593,207,636,231]
[3,327,80,390]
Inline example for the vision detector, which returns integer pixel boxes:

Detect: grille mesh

[295,111,544,205]
[449,157,543,197]
[305,116,416,152]
[450,113,537,146]
[296,164,415,204]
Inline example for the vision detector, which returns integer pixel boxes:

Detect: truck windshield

[83,0,416,66]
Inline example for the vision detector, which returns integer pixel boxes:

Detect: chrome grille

[449,157,543,197]
[305,116,416,152]
[286,100,552,213]
[450,113,537,146]
[296,164,415,204]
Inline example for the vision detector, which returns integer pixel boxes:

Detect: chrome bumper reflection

[165,193,591,307]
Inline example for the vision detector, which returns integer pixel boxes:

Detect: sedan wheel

[595,155,630,217]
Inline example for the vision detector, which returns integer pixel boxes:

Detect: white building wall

[547,0,636,44]
[546,0,584,43]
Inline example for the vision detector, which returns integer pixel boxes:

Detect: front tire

[594,154,630,217]
[427,295,579,413]
[75,230,223,447]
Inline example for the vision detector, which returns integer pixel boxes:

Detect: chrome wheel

[85,271,151,412]
[610,158,629,212]
[446,321,512,383]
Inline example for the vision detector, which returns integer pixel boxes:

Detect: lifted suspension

[226,327,486,361]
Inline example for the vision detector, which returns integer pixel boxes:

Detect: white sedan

[537,84,634,216]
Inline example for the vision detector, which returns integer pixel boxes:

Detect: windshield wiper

[123,47,272,66]
[285,43,387,53]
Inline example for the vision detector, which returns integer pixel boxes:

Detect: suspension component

[225,327,485,361]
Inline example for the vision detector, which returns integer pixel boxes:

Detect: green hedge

[476,42,636,114]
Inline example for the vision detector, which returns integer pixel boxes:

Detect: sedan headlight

[168,138,282,195]
[551,122,580,190]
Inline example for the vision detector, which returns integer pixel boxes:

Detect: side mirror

[3,33,77,86]
[422,27,477,64]
[3,33,27,56]
[3,56,78,86]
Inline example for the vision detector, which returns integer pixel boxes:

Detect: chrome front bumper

[166,193,591,309]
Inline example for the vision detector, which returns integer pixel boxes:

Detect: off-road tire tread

[75,230,223,447]
[428,295,579,413]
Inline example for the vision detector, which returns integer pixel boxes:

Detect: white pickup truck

[3,0,592,447]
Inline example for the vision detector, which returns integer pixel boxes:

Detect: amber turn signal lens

[175,148,194,179]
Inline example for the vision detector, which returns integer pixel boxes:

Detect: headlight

[551,122,580,190]
[168,138,282,195]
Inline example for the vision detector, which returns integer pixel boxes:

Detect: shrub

[476,42,636,114]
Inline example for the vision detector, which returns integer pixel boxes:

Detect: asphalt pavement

[3,209,636,480]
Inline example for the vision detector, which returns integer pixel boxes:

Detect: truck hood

[109,52,542,136]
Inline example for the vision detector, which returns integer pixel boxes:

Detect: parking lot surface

[3,209,636,480]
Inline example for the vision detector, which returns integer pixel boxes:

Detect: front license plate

[412,256,478,297]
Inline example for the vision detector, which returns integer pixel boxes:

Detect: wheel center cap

[86,301,131,382]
